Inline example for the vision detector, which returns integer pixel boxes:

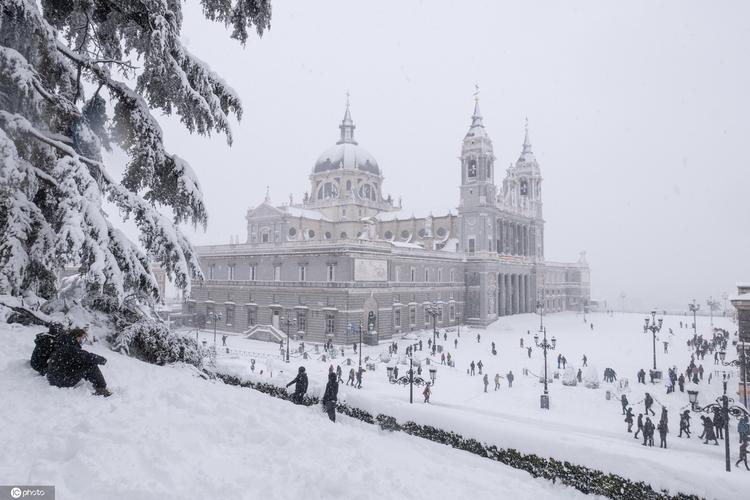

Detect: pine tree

[0,0,271,304]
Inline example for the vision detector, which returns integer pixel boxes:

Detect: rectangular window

[450,303,456,321]
[296,311,306,333]
[225,307,234,326]
[450,269,455,282]
[424,268,429,282]
[327,264,335,282]
[247,308,256,326]
[409,306,416,326]
[424,307,430,326]
[326,312,335,334]
[228,265,235,281]
[273,265,281,281]
[249,265,256,281]
[468,238,475,253]
[299,266,307,281]
[438,306,444,323]
[411,267,416,282]
[395,266,400,282]
[394,308,401,328]
[438,269,443,282]
[208,264,215,280]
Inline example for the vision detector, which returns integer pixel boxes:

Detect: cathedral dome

[313,97,381,176]
[314,142,380,175]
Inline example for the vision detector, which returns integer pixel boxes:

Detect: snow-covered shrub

[562,366,577,386]
[583,366,600,389]
[111,319,208,367]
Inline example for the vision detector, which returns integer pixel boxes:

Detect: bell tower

[514,118,545,261]
[458,88,498,254]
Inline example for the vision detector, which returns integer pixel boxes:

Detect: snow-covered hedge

[111,320,209,367]
[214,373,699,500]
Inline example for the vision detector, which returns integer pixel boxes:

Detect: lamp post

[707,297,719,327]
[534,327,556,409]
[429,367,437,385]
[347,320,364,372]
[643,310,663,371]
[690,378,750,472]
[457,312,461,338]
[536,297,545,332]
[208,311,223,345]
[719,340,748,410]
[688,299,700,335]
[722,292,729,317]
[425,303,441,348]
[281,315,296,363]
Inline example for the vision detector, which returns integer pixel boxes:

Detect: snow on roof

[283,206,331,222]
[736,282,750,288]
[390,240,424,249]
[375,207,455,222]
[438,238,460,252]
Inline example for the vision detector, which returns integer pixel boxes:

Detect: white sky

[141,0,750,310]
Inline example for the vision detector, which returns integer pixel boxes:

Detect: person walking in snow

[577,369,582,383]
[393,366,399,380]
[527,347,532,358]
[557,354,562,369]
[222,335,227,347]
[454,338,458,349]
[582,354,587,367]
[46,328,111,397]
[336,365,343,384]
[441,352,446,365]
[713,408,725,440]
[625,407,634,432]
[679,410,691,438]
[520,338,524,348]
[286,366,309,404]
[470,361,476,376]
[657,419,668,448]
[419,339,423,351]
[620,394,629,415]
[356,366,363,389]
[322,372,339,422]
[477,360,483,375]
[644,393,655,416]
[702,416,719,445]
[446,352,452,366]
[483,373,489,392]
[678,374,685,392]
[423,382,432,403]
[346,368,355,386]
[634,414,644,439]
[444,332,447,342]
[660,407,668,427]
[477,333,481,343]
[494,373,501,391]
[736,441,749,470]
[738,415,749,445]
[506,370,514,388]
[643,417,655,446]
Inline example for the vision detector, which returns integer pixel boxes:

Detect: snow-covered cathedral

[185,95,590,343]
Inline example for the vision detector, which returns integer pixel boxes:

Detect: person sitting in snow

[30,322,65,375]
[46,328,111,397]
[286,366,308,404]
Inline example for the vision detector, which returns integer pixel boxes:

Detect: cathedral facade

[184,97,590,344]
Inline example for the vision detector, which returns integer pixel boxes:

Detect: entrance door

[272,310,280,329]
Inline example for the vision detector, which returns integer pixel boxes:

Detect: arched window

[384,230,393,240]
[340,232,348,239]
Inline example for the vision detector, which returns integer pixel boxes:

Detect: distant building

[185,96,590,343]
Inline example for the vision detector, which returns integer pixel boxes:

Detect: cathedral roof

[313,98,381,175]
[515,118,539,172]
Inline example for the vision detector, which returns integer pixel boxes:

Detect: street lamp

[643,310,663,372]
[690,378,750,472]
[536,297,545,332]
[280,315,296,363]
[429,367,437,384]
[707,297,719,327]
[688,299,700,335]
[456,312,461,338]
[347,320,364,373]
[687,389,699,410]
[208,311,223,345]
[719,340,749,410]
[425,303,441,348]
[534,327,557,409]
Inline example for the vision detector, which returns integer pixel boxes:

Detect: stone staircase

[243,324,287,343]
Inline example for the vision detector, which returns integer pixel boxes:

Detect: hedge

[214,373,701,500]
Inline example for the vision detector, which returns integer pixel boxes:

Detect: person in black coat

[322,372,338,422]
[657,420,668,448]
[634,414,644,439]
[679,410,691,438]
[620,394,629,415]
[30,323,65,375]
[286,366,308,404]
[46,329,111,396]
[644,393,655,416]
[625,407,634,433]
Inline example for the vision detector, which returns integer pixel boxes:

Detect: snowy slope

[0,323,591,500]
[209,312,748,500]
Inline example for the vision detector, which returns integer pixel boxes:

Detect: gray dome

[314,142,380,175]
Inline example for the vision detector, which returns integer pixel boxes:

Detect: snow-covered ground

[0,322,592,500]
[206,312,748,500]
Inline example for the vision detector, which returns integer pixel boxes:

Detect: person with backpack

[346,368,355,386]
[30,323,65,375]
[620,394,629,415]
[679,410,691,438]
[285,366,308,404]
[322,372,338,422]
[46,328,111,397]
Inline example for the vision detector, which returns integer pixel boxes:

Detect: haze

[138,0,750,311]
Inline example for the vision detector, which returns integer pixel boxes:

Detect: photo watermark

[0,486,54,500]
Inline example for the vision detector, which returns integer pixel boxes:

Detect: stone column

[499,274,505,316]
[519,274,526,313]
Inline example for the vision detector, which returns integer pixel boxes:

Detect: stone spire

[338,91,357,145]
[469,83,484,130]
[522,117,532,154]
